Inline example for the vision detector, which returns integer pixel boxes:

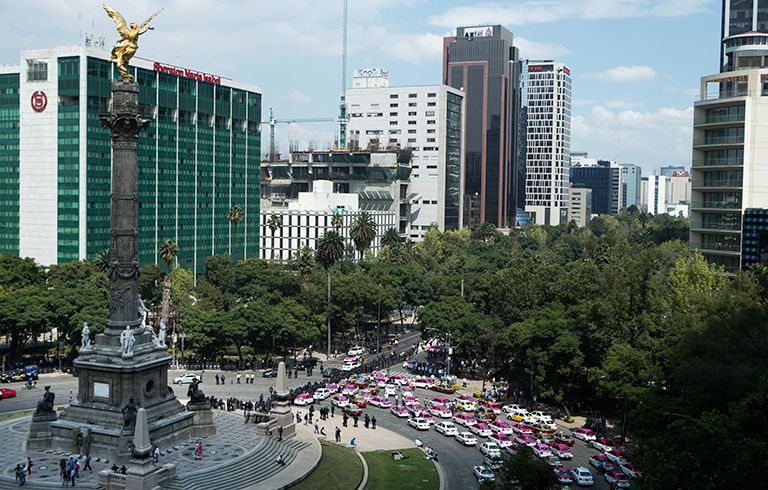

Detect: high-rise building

[720,0,768,72]
[620,164,642,209]
[523,61,572,226]
[443,25,523,228]
[690,1,768,272]
[345,81,465,240]
[570,155,623,215]
[569,186,592,228]
[667,171,692,204]
[641,175,668,215]
[0,46,261,277]
[660,165,686,177]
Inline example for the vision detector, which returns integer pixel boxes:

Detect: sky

[0,0,723,173]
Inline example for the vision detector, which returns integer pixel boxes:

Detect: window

[425,111,435,117]
[408,138,417,143]
[408,120,416,125]
[408,93,417,98]
[427,102,436,107]
[409,102,417,107]
[390,112,398,116]
[390,94,399,99]
[427,93,436,97]
[427,129,435,134]
[408,129,416,134]
[427,120,436,125]
[408,111,417,116]
[27,59,48,81]
[390,103,398,108]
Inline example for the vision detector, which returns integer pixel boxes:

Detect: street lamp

[377,283,382,355]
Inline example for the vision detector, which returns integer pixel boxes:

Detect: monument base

[26,412,57,451]
[269,402,296,440]
[187,402,216,437]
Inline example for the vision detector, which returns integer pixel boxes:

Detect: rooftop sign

[153,61,221,85]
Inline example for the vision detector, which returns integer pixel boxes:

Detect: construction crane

[261,107,335,162]
[337,0,349,149]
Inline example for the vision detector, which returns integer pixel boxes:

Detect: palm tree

[331,212,344,230]
[159,239,178,323]
[94,248,111,273]
[228,204,245,259]
[350,211,377,260]
[292,243,315,285]
[267,214,283,262]
[316,230,345,359]
[381,227,403,247]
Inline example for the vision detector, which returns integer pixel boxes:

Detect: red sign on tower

[30,91,48,112]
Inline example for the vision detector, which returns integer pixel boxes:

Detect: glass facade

[729,0,755,36]
[58,57,80,262]
[742,208,768,269]
[444,92,462,229]
[0,73,19,254]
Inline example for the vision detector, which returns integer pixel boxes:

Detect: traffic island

[289,442,364,490]
[363,448,439,490]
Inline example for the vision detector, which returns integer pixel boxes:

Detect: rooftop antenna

[337,0,349,149]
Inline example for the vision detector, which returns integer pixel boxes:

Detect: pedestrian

[14,464,20,482]
[320,426,326,436]
[364,414,370,429]
[296,412,301,424]
[350,437,356,447]
[276,454,285,466]
[221,374,225,384]
[18,465,26,486]
[335,427,341,443]
[152,446,160,465]
[278,425,284,441]
[84,454,92,472]
[195,440,203,459]
[371,416,377,429]
[304,413,309,426]
[215,373,220,385]
[331,405,335,417]
[26,457,31,475]
[236,372,241,384]
[353,415,358,428]
[314,422,319,434]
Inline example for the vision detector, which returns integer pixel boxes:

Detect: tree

[267,214,284,261]
[138,264,164,310]
[292,244,315,285]
[159,239,178,323]
[331,212,344,230]
[228,204,245,259]
[350,211,377,260]
[94,248,111,273]
[495,450,556,490]
[316,230,346,357]
[471,222,497,242]
[381,227,403,247]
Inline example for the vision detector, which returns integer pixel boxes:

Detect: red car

[0,388,16,399]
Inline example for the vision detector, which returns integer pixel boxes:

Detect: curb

[433,457,446,490]
[354,450,368,490]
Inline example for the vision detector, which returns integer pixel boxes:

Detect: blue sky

[0,0,722,172]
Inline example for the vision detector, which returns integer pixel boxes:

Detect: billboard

[463,26,494,39]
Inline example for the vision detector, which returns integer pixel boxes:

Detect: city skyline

[0,0,721,173]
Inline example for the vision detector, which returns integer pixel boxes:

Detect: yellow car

[457,400,477,412]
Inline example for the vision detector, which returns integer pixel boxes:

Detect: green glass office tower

[1,47,261,276]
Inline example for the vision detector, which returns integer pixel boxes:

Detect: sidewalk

[295,414,415,452]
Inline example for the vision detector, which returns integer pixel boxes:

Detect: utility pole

[460,279,464,298]
[446,331,451,377]
[377,283,382,355]
[327,270,332,360]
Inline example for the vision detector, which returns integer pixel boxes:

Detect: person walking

[83,454,92,472]
[364,413,370,429]
[152,447,160,465]
[18,464,26,486]
[330,405,335,418]
[314,422,319,434]
[320,426,326,436]
[371,416,377,429]
[278,425,284,442]
[215,373,220,385]
[26,457,31,476]
[335,427,341,443]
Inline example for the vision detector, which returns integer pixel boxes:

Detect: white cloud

[516,37,570,60]
[429,0,712,27]
[585,65,657,82]
[284,91,311,103]
[572,104,694,167]
[384,32,445,64]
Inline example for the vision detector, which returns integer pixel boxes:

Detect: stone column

[269,361,295,439]
[100,79,150,336]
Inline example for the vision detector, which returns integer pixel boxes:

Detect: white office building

[569,186,592,227]
[523,61,572,226]
[641,175,668,215]
[259,180,396,262]
[346,75,465,240]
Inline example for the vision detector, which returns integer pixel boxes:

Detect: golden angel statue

[103,3,163,79]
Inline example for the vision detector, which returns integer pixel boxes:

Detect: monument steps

[164,437,310,490]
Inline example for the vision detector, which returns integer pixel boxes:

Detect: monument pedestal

[187,401,216,437]
[26,412,57,451]
[269,362,296,440]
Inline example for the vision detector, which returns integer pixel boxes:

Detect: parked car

[412,377,434,389]
[173,373,201,384]
[348,346,365,356]
[429,405,453,418]
[406,404,426,417]
[384,384,397,397]
[572,427,597,441]
[554,466,574,484]
[408,417,430,430]
[529,410,553,423]
[391,405,409,418]
[350,395,368,408]
[571,466,594,486]
[546,455,562,467]
[620,463,642,479]
[343,404,363,416]
[293,393,314,406]
[551,443,573,459]
[484,454,503,470]
[322,367,343,378]
[513,423,534,435]
[605,470,631,488]
[313,388,332,401]
[470,423,493,437]
[590,437,615,453]
[513,434,537,447]
[262,368,278,378]
[473,465,495,483]
[532,443,553,458]
[0,388,17,399]
[455,431,478,446]
[489,433,514,449]
[479,442,501,457]
[506,407,530,422]
[589,454,615,472]
[605,449,630,465]
[490,420,514,435]
[331,395,349,408]
[341,384,359,396]
[452,412,478,427]
[369,396,392,408]
[435,421,458,436]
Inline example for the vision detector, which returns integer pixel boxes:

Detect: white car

[455,431,478,446]
[331,395,349,408]
[571,467,594,486]
[173,373,201,385]
[369,396,392,408]
[408,417,431,430]
[470,423,493,437]
[473,465,495,483]
[384,384,397,396]
[341,361,361,371]
[502,404,526,414]
[530,410,553,423]
[313,388,331,400]
[429,406,453,418]
[435,421,458,436]
[412,377,434,389]
[348,346,365,356]
[479,442,501,457]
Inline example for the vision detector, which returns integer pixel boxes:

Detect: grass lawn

[291,442,364,490]
[0,409,34,423]
[363,448,439,490]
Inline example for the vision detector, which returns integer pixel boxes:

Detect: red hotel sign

[30,91,48,112]
[153,62,221,85]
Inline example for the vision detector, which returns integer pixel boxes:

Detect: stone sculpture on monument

[81,322,92,350]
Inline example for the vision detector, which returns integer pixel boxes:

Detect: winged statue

[103,3,163,79]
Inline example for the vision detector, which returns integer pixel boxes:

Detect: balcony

[692,137,744,148]
[693,114,745,126]
[691,158,743,168]
[691,179,743,189]
[694,89,750,103]
[690,200,742,210]
[690,241,741,253]
[690,221,742,232]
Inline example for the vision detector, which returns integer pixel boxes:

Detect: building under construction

[261,149,413,235]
